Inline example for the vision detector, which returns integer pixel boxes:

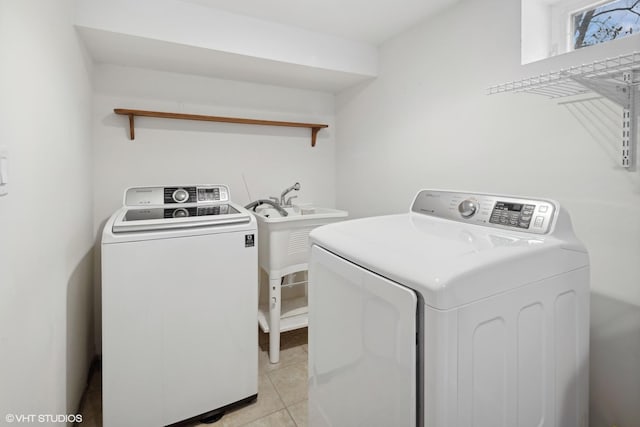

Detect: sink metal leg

[268,275,281,363]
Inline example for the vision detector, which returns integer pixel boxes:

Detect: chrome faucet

[279,182,300,207]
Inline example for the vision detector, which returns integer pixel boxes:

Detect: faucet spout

[280,182,301,206]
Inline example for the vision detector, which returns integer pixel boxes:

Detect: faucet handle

[285,195,298,206]
[269,197,280,205]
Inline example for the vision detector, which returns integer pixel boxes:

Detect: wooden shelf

[114,108,328,147]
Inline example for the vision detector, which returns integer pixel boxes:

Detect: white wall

[92,64,336,350]
[0,0,94,421]
[521,0,552,63]
[335,0,640,424]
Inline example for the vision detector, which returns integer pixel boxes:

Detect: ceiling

[179,0,460,45]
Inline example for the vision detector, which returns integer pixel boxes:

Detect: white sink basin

[253,205,348,277]
[255,205,345,220]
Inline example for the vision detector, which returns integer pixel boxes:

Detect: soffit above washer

[77,27,373,93]
[75,0,379,92]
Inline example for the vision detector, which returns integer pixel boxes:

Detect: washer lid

[310,212,588,310]
[112,203,251,233]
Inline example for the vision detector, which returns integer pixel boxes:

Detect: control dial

[172,188,189,203]
[172,208,189,218]
[458,199,478,218]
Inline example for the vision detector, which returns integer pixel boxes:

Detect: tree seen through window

[573,0,640,49]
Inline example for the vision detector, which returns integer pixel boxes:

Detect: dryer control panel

[124,185,230,207]
[410,190,557,235]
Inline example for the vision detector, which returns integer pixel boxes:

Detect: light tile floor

[77,329,308,427]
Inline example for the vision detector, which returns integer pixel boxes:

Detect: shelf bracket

[621,72,637,168]
[127,114,135,140]
[571,72,637,168]
[311,127,321,147]
[570,75,632,106]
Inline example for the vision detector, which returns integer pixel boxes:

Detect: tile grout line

[237,408,287,427]
[264,354,308,425]
[237,373,287,427]
[265,367,286,404]
[285,406,299,427]
[268,362,308,422]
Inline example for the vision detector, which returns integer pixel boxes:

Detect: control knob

[172,188,189,203]
[172,208,189,218]
[458,199,478,218]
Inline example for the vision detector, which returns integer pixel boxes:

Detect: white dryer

[308,190,590,427]
[101,185,258,427]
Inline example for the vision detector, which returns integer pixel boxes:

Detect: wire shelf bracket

[488,52,640,169]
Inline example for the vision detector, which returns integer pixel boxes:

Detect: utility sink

[253,203,348,363]
[253,205,348,277]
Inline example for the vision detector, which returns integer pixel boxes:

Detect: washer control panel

[124,185,230,206]
[411,190,557,234]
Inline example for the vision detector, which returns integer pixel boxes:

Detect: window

[521,0,640,64]
[572,0,640,50]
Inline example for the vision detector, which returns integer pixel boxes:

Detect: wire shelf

[488,51,640,98]
[488,51,639,169]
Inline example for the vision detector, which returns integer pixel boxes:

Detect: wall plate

[0,147,8,196]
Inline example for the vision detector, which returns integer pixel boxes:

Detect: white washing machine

[308,190,590,427]
[101,184,258,427]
